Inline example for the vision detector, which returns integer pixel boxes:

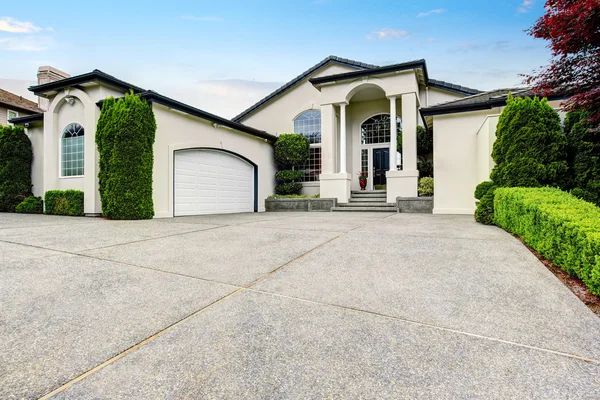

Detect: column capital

[335,101,349,107]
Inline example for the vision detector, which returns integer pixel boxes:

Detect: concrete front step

[349,197,387,203]
[351,190,387,194]
[350,193,387,198]
[332,206,397,212]
[341,202,395,207]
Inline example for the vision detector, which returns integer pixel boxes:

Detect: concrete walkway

[1,212,599,399]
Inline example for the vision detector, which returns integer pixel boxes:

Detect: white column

[339,103,347,173]
[401,92,418,171]
[389,96,397,171]
[320,104,336,175]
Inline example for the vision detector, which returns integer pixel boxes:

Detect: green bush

[15,196,43,214]
[418,177,434,196]
[97,93,156,220]
[44,190,84,216]
[274,134,310,166]
[475,191,496,225]
[397,126,434,177]
[275,182,303,196]
[490,95,568,188]
[494,187,600,296]
[474,181,495,200]
[0,125,32,212]
[564,111,599,206]
[273,134,309,196]
[275,169,304,183]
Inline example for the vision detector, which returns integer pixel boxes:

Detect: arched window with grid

[293,110,321,182]
[61,123,85,177]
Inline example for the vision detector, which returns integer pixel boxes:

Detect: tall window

[294,110,321,182]
[61,123,85,177]
[361,114,402,145]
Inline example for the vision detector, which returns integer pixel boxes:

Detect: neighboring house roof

[29,69,145,96]
[9,113,44,125]
[0,88,44,113]
[232,56,481,123]
[231,56,378,122]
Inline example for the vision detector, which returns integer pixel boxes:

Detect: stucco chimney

[37,66,70,111]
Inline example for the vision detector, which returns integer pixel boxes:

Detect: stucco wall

[240,63,360,134]
[433,109,493,214]
[426,88,466,107]
[152,104,276,218]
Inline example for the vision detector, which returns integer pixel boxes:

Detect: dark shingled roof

[0,88,44,113]
[29,69,145,96]
[428,79,482,96]
[232,56,482,122]
[309,59,429,86]
[8,113,44,125]
[232,56,378,122]
[420,88,532,116]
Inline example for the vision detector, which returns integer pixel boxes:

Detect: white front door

[174,149,254,216]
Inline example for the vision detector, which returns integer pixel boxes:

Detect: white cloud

[0,17,44,33]
[517,0,535,13]
[366,29,409,40]
[180,16,223,22]
[0,36,52,51]
[417,9,446,17]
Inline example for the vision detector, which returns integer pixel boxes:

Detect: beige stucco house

[9,56,563,217]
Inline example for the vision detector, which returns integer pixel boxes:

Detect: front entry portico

[311,70,422,203]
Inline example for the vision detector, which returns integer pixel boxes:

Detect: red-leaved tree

[525,0,600,129]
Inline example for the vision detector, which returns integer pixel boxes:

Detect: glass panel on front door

[373,148,389,188]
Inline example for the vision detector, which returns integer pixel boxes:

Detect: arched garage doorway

[174,148,257,216]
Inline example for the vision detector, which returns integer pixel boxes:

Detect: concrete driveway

[1,211,599,399]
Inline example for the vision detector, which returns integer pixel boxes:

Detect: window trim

[293,109,322,182]
[7,109,19,126]
[59,122,85,179]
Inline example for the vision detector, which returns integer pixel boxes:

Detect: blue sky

[0,0,549,117]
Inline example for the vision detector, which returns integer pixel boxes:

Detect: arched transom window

[294,110,321,144]
[61,123,85,177]
[361,114,402,145]
[294,110,321,182]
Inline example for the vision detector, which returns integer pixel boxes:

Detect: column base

[320,173,351,203]
[386,169,419,203]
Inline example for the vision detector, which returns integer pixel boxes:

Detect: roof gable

[231,56,377,122]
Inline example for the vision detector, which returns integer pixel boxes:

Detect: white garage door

[174,149,254,216]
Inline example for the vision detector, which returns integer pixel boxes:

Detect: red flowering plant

[524,0,600,130]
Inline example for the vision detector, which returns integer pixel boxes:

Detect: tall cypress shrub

[0,125,32,212]
[490,95,568,187]
[96,97,116,212]
[475,95,568,224]
[564,111,600,206]
[97,92,156,219]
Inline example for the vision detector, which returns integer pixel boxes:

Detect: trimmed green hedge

[418,177,433,197]
[96,93,156,220]
[45,190,84,216]
[0,125,32,212]
[16,196,43,214]
[494,187,600,295]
